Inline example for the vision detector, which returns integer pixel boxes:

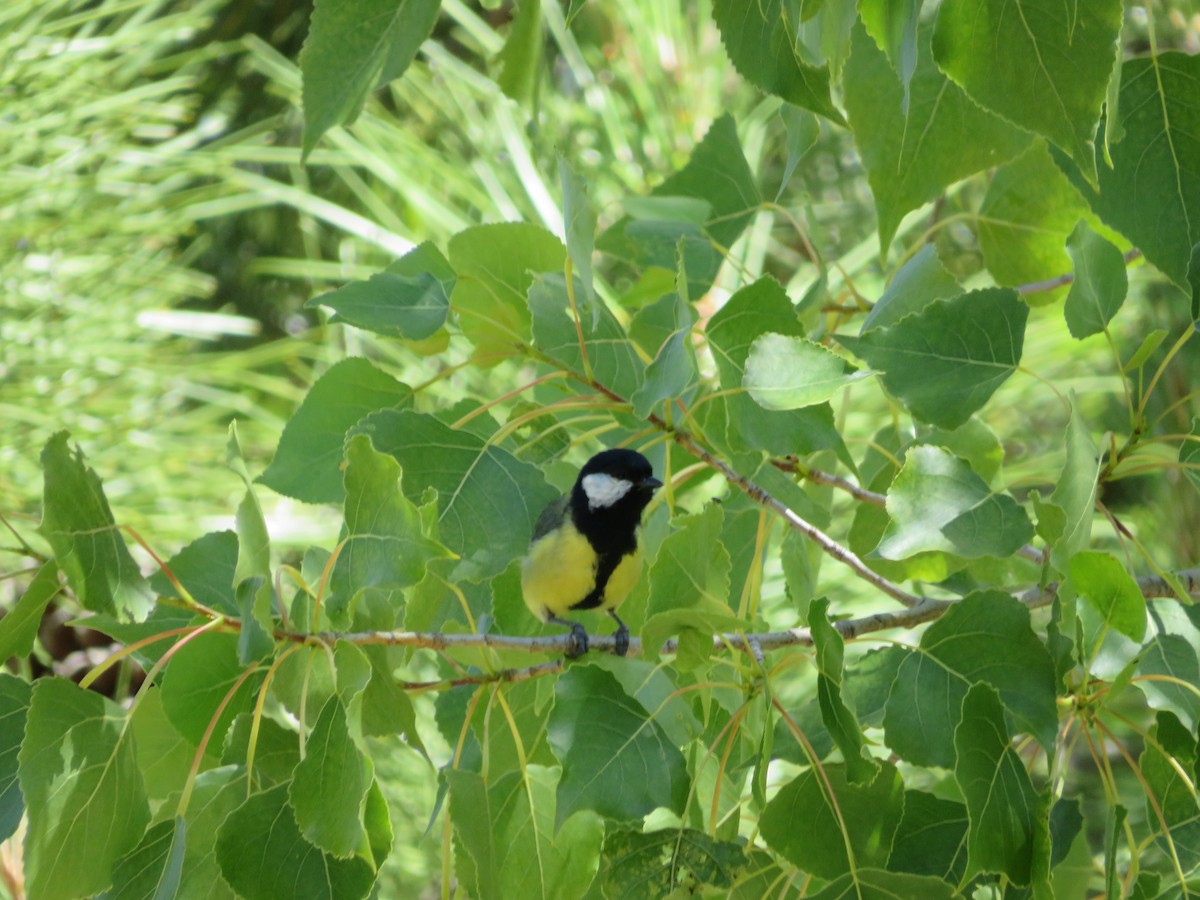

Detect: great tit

[521,448,662,658]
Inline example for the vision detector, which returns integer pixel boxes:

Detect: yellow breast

[520,518,643,621]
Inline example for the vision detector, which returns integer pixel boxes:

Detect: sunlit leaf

[259,358,413,504]
[40,431,153,621]
[743,333,869,410]
[1069,551,1146,641]
[933,0,1121,183]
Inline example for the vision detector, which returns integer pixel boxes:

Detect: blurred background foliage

[3,0,1200,894]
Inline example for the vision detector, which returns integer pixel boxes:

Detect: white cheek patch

[581,472,633,509]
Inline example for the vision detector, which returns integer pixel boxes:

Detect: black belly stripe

[572,551,621,611]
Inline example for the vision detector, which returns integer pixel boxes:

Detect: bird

[521,447,662,658]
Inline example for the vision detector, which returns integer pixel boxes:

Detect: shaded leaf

[447,765,603,900]
[495,0,541,103]
[883,591,1058,766]
[1064,220,1128,338]
[859,0,920,110]
[760,762,904,879]
[216,783,376,900]
[1137,634,1200,729]
[599,827,747,899]
[888,790,968,882]
[862,244,959,332]
[106,817,186,900]
[0,675,31,843]
[631,290,698,418]
[559,157,596,307]
[955,683,1045,886]
[808,868,958,900]
[290,696,373,857]
[1048,403,1100,572]
[160,631,264,748]
[548,664,689,826]
[150,531,238,615]
[837,288,1027,430]
[1180,417,1200,495]
[810,598,878,784]
[979,141,1095,300]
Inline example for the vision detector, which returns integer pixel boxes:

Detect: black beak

[642,476,663,492]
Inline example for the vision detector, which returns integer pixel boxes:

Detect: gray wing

[530,493,570,543]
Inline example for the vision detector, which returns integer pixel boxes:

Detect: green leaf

[1064,220,1128,338]
[630,290,698,418]
[1104,803,1127,900]
[807,868,959,900]
[933,0,1121,184]
[307,242,454,340]
[529,272,645,401]
[862,244,959,332]
[559,157,596,307]
[1048,403,1100,572]
[1180,417,1200,495]
[1054,53,1200,292]
[877,445,1033,560]
[168,767,245,899]
[360,646,423,745]
[888,790,968,882]
[447,766,603,900]
[978,141,1095,300]
[216,783,376,900]
[149,530,239,615]
[495,0,541,103]
[548,664,689,826]
[130,687,194,804]
[222,716,301,788]
[743,333,869,410]
[228,426,272,587]
[843,22,1030,254]
[641,505,739,657]
[858,0,920,110]
[290,696,373,857]
[1140,711,1200,871]
[0,674,31,843]
[777,104,820,197]
[160,631,264,747]
[259,358,413,504]
[0,561,59,662]
[1124,329,1168,372]
[106,817,187,900]
[760,762,904,879]
[707,277,849,460]
[710,0,844,124]
[448,223,565,361]
[1137,634,1200,730]
[1069,551,1146,641]
[883,591,1058,766]
[598,828,747,898]
[353,409,558,581]
[39,431,153,621]
[18,677,150,900]
[955,683,1045,886]
[326,434,450,622]
[837,288,1027,430]
[810,598,878,784]
[598,115,759,298]
[299,0,441,158]
[235,577,275,664]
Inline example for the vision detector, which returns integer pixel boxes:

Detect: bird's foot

[564,622,590,659]
[612,622,630,657]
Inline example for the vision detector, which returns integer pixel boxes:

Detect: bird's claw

[564,623,590,659]
[613,622,630,657]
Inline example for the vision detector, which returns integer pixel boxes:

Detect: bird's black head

[569,448,662,552]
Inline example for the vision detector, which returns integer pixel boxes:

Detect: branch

[1017,248,1142,296]
[305,568,1200,663]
